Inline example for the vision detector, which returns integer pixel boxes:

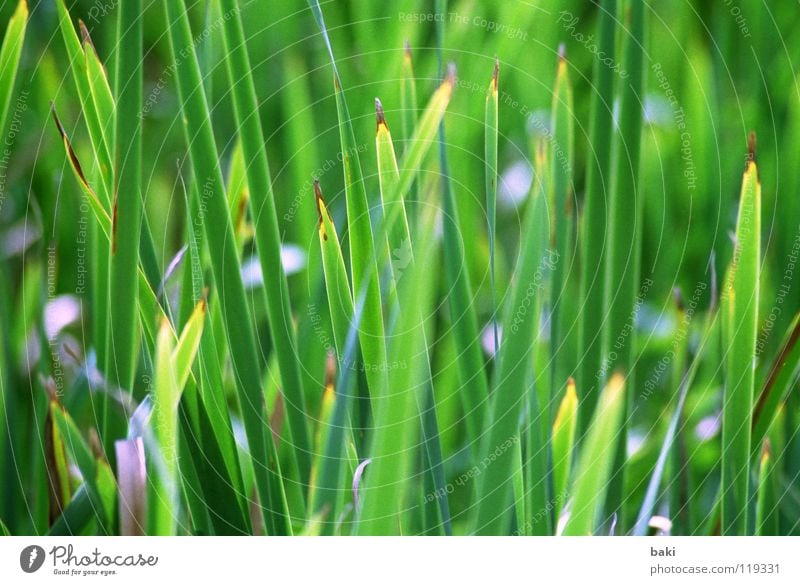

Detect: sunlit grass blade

[0,0,27,147]
[552,378,577,520]
[474,152,550,535]
[356,207,439,535]
[162,0,290,535]
[633,312,719,535]
[218,0,311,486]
[485,58,499,354]
[562,372,626,535]
[549,47,575,409]
[578,0,617,433]
[151,320,181,535]
[721,138,761,535]
[373,100,451,533]
[755,440,778,535]
[307,0,388,402]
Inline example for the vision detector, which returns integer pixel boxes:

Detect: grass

[1,0,799,537]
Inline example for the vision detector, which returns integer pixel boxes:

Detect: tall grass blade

[549,47,575,408]
[578,0,617,433]
[106,0,143,400]
[162,0,290,535]
[721,137,761,535]
[307,0,388,401]
[474,153,550,535]
[486,59,499,354]
[218,0,311,485]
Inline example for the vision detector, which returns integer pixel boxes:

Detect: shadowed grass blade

[577,0,617,433]
[752,313,800,453]
[105,0,143,399]
[601,0,646,529]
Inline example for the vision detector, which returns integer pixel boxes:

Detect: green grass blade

[752,313,800,453]
[51,406,109,531]
[562,372,626,535]
[485,59,499,354]
[474,154,550,535]
[577,0,617,432]
[105,0,143,398]
[601,0,646,529]
[755,440,778,535]
[307,0,388,402]
[549,48,575,407]
[218,0,311,486]
[162,0,290,535]
[0,0,27,151]
[356,207,439,535]
[551,378,577,520]
[633,312,719,535]
[721,140,761,535]
[151,319,181,535]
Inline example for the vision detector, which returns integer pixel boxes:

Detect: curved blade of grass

[755,440,778,535]
[549,48,575,409]
[51,406,110,532]
[307,0,388,403]
[50,105,164,352]
[752,312,800,453]
[562,372,626,535]
[486,59,500,354]
[577,0,617,432]
[218,0,311,486]
[0,0,27,151]
[721,140,761,535]
[474,156,550,535]
[162,0,290,535]
[552,378,577,520]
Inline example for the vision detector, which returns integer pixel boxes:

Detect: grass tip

[375,97,388,130]
[760,438,772,464]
